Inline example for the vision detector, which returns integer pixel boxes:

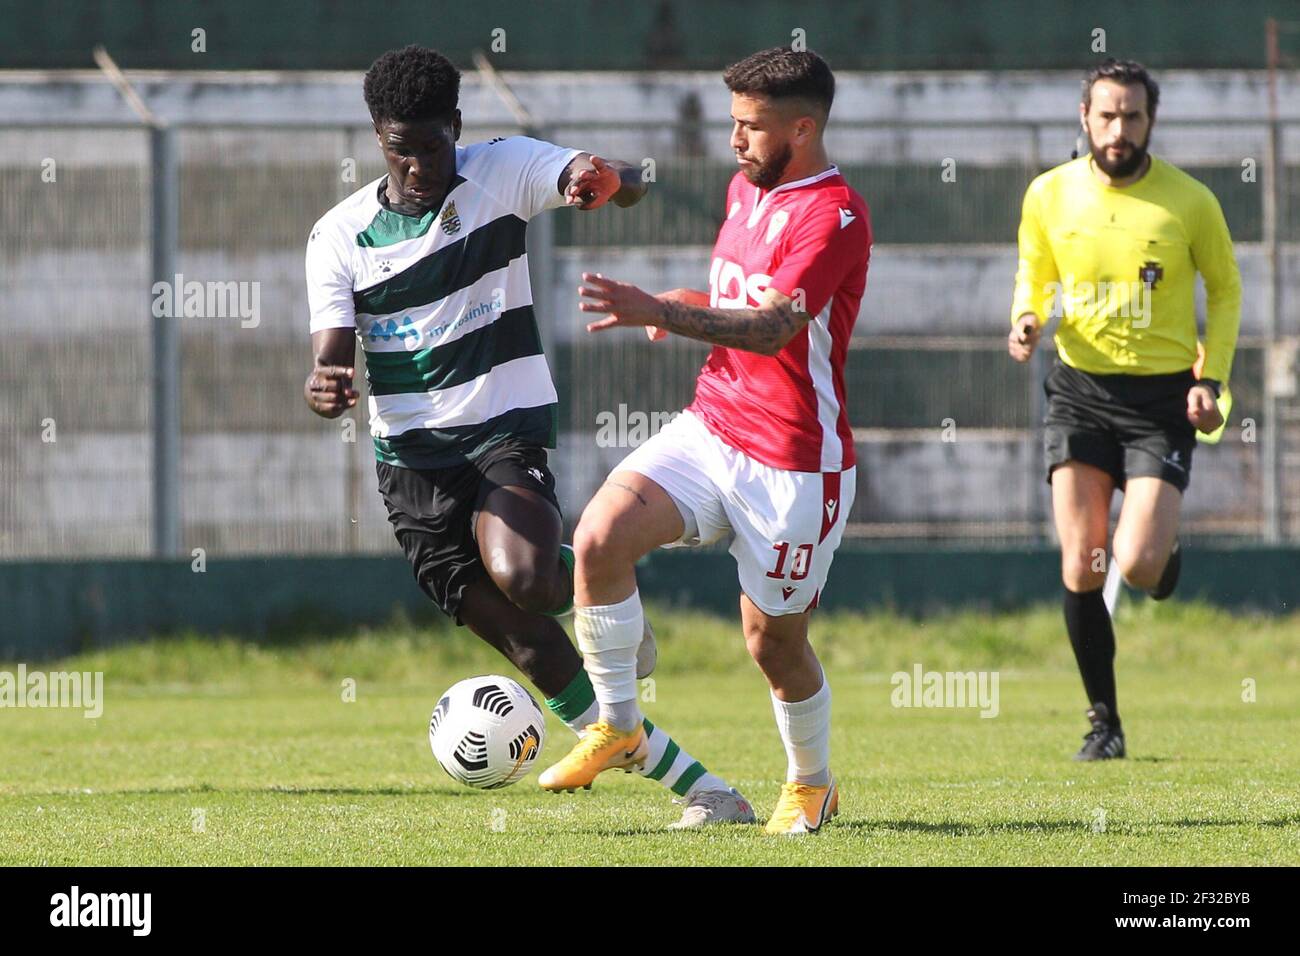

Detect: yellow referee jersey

[1011,154,1241,384]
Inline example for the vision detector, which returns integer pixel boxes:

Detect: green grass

[2,602,1298,865]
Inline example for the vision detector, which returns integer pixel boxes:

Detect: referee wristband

[1196,378,1222,398]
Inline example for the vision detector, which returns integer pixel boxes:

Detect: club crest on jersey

[1139,260,1163,289]
[765,210,790,244]
[439,200,462,236]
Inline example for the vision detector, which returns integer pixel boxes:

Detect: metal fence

[2,116,1297,559]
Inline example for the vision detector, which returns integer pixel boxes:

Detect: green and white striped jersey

[306,136,581,469]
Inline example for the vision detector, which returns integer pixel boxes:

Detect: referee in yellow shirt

[1008,59,1241,760]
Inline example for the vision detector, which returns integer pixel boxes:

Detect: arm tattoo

[655,299,806,355]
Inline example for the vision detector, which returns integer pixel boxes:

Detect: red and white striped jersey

[687,166,871,473]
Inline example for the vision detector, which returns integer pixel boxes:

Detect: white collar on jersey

[746,164,840,229]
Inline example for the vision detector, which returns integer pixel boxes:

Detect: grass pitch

[2,602,1297,865]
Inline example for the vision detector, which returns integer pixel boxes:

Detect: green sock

[544,666,598,734]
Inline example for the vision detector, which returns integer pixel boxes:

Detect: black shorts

[1043,360,1197,492]
[375,442,560,624]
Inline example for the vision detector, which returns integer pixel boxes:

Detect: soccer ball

[428,675,547,789]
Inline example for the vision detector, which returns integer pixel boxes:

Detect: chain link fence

[2,117,1296,558]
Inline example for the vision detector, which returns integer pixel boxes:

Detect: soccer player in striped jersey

[1008,59,1242,760]
[303,46,749,824]
[538,48,871,835]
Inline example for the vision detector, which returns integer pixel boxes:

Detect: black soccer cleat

[1074,703,1126,761]
[1147,538,1181,601]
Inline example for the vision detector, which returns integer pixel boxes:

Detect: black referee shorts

[375,441,561,625]
[1043,360,1198,492]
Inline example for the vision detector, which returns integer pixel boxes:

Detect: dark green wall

[6,0,1296,70]
[1,546,1294,661]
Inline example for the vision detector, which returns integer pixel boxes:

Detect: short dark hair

[1082,58,1159,118]
[364,45,461,125]
[723,47,835,119]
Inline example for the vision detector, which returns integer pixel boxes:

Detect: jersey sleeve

[766,201,870,318]
[1010,176,1059,326]
[469,136,584,221]
[1189,188,1242,384]
[305,221,357,333]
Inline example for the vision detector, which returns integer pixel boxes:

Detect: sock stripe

[544,669,596,724]
[671,761,707,797]
[646,739,680,781]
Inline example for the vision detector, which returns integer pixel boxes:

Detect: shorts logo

[440,200,462,236]
[1139,260,1163,289]
[781,586,797,601]
[527,467,544,484]
[1162,450,1186,473]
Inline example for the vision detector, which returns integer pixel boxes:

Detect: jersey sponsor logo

[709,257,772,308]
[838,207,856,229]
[367,315,419,344]
[440,200,462,236]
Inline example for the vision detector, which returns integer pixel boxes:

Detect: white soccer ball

[428,675,547,789]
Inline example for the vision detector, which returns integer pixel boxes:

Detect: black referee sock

[1063,587,1121,729]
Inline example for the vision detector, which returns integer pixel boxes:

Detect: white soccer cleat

[667,787,757,830]
[636,617,658,680]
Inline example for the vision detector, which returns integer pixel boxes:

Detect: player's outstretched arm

[558,154,648,210]
[644,288,709,342]
[579,273,806,356]
[304,328,359,419]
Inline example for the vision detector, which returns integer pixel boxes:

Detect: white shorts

[613,410,856,616]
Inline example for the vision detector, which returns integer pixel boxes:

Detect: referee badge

[1138,260,1163,289]
[439,200,462,236]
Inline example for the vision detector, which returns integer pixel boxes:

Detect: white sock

[569,700,599,737]
[770,674,832,786]
[575,590,644,732]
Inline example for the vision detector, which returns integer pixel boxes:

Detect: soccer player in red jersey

[539,47,872,834]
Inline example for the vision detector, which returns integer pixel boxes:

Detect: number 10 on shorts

[766,542,813,580]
